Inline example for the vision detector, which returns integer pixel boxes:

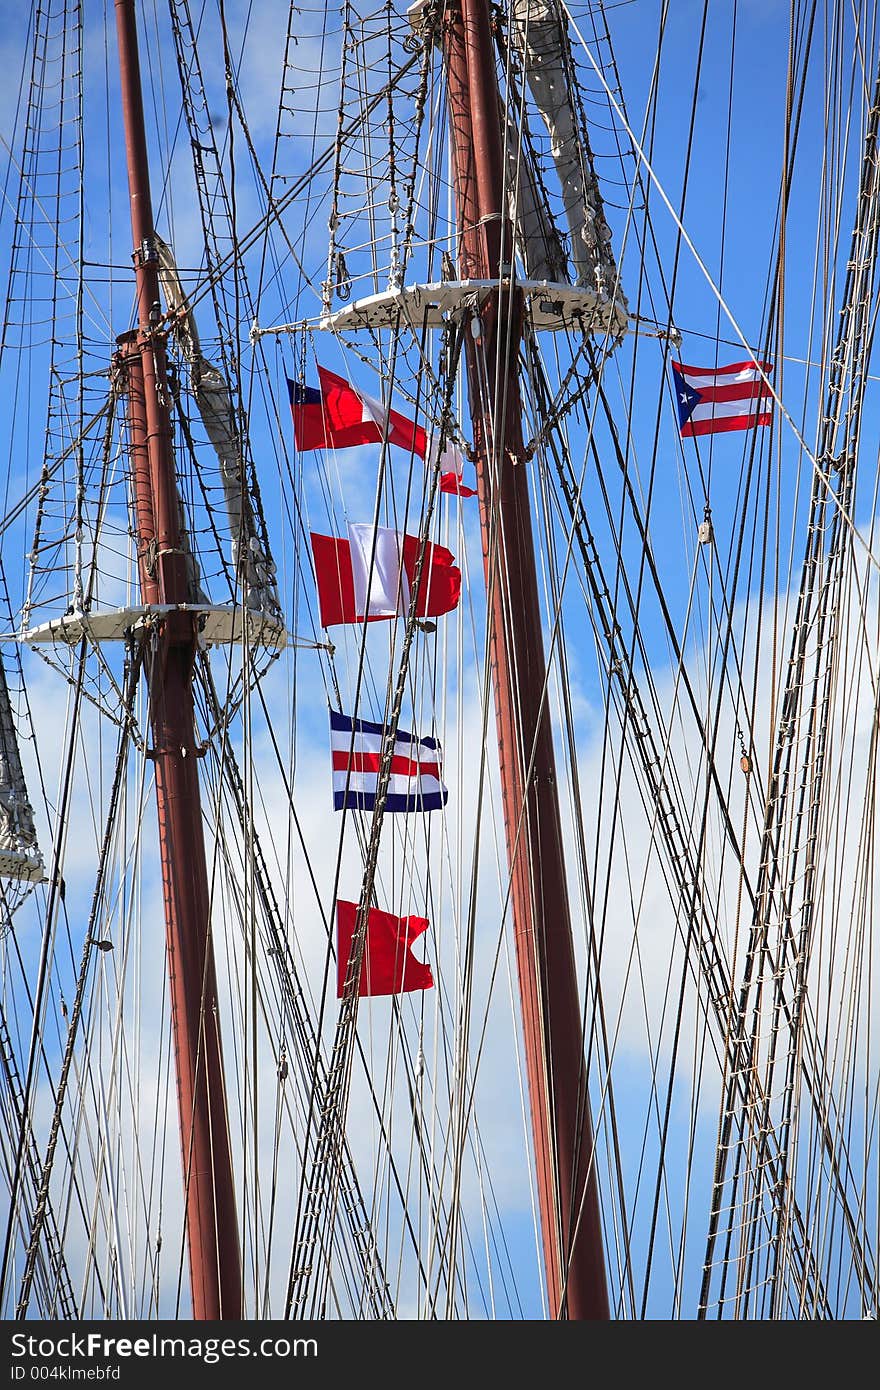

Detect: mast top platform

[21,604,288,651]
[0,849,45,884]
[317,278,628,336]
[253,278,678,346]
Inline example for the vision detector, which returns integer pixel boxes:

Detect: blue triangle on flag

[671,365,702,432]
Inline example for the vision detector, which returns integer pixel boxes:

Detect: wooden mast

[113,0,242,1319]
[441,0,610,1318]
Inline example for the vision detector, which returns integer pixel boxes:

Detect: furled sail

[156,239,283,624]
[502,99,571,283]
[0,653,43,883]
[508,0,627,326]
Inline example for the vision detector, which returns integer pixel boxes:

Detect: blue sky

[0,0,876,1320]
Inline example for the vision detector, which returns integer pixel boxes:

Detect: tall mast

[441,0,610,1319]
[113,0,242,1319]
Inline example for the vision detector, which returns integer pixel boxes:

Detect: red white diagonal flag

[672,359,773,437]
[287,366,477,495]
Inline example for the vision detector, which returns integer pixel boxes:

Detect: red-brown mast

[113,0,242,1319]
[441,0,610,1318]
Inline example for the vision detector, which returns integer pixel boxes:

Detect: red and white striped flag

[671,359,773,437]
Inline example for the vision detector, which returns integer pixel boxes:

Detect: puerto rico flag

[309,524,461,626]
[330,708,447,812]
[671,359,773,437]
[336,900,434,998]
[287,366,476,495]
